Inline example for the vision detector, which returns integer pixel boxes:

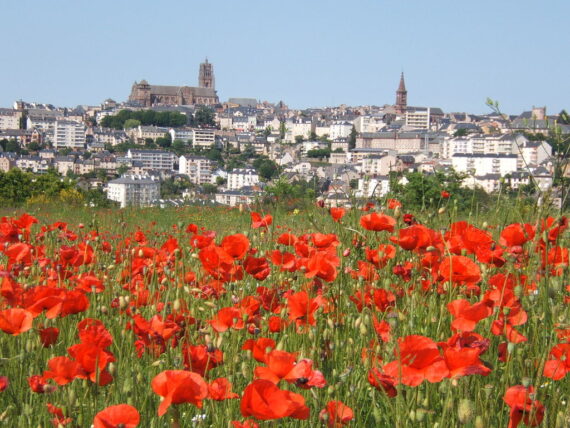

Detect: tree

[216,176,227,186]
[201,183,217,194]
[5,139,20,153]
[279,121,287,140]
[453,128,469,137]
[348,125,357,150]
[171,139,188,156]
[117,165,130,175]
[558,109,570,125]
[295,135,304,144]
[156,133,172,148]
[124,119,141,129]
[194,106,216,127]
[253,159,279,181]
[309,131,318,141]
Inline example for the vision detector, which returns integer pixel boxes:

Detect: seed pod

[458,399,475,424]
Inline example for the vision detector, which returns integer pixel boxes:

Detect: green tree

[201,183,217,194]
[348,125,357,150]
[124,119,141,129]
[194,106,216,127]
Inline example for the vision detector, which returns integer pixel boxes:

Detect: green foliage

[453,128,469,137]
[161,176,191,198]
[156,133,172,148]
[201,183,217,194]
[123,119,141,129]
[252,158,279,181]
[193,106,216,127]
[0,168,78,206]
[348,125,357,150]
[100,110,188,130]
[0,138,21,153]
[265,177,316,201]
[307,148,331,158]
[389,170,493,211]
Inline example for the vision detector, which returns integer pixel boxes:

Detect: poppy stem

[170,406,181,428]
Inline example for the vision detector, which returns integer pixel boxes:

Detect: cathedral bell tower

[395,72,407,115]
[199,58,215,89]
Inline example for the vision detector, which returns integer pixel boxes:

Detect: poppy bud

[99,306,108,314]
[359,323,368,335]
[474,416,485,428]
[438,207,446,214]
[458,399,475,424]
[173,299,181,311]
[408,410,416,422]
[108,362,116,376]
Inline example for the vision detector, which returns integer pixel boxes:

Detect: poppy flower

[543,343,570,380]
[0,376,8,392]
[383,335,449,386]
[329,208,346,222]
[387,198,402,209]
[0,308,33,336]
[443,347,491,378]
[287,291,326,327]
[254,350,326,388]
[151,370,209,416]
[447,299,493,332]
[251,212,272,229]
[47,403,72,426]
[367,368,397,397]
[182,344,224,376]
[441,190,451,198]
[319,400,354,427]
[28,375,53,393]
[244,256,271,280]
[94,404,140,428]
[221,234,250,259]
[242,338,276,362]
[499,223,535,247]
[208,377,239,400]
[240,379,309,420]
[439,256,481,285]
[39,327,60,347]
[43,356,85,385]
[503,385,544,428]
[360,213,396,232]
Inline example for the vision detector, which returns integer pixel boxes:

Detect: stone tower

[395,72,407,115]
[199,59,215,89]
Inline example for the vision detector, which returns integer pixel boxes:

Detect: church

[128,60,219,107]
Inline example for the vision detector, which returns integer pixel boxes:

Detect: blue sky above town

[1,0,568,114]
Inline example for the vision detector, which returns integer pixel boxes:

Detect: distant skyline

[1,0,568,114]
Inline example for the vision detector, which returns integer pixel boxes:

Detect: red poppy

[447,299,493,332]
[208,377,239,400]
[231,420,260,428]
[443,346,491,378]
[287,291,326,327]
[360,213,396,232]
[28,375,53,393]
[221,234,250,259]
[441,190,451,198]
[39,327,60,347]
[242,338,276,362]
[251,212,272,229]
[329,207,346,222]
[43,356,85,385]
[543,343,570,380]
[254,350,326,388]
[182,344,223,376]
[151,370,209,416]
[0,308,33,336]
[383,335,449,386]
[240,379,309,420]
[503,385,544,428]
[499,223,535,247]
[94,404,140,428]
[244,256,271,280]
[387,198,402,209]
[439,256,481,285]
[47,403,72,426]
[319,400,354,427]
[0,376,8,392]
[367,368,397,397]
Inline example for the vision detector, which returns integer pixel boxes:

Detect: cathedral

[128,59,219,107]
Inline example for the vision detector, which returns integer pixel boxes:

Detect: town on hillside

[1,59,569,208]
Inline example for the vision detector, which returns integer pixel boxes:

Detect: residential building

[179,155,213,184]
[192,128,216,148]
[226,168,259,190]
[357,176,391,198]
[452,153,518,176]
[214,188,260,206]
[107,175,161,207]
[53,120,86,149]
[0,109,22,130]
[127,149,176,171]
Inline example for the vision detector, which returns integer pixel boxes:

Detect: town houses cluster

[0,61,568,207]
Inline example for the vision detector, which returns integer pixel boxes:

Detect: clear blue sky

[1,0,568,114]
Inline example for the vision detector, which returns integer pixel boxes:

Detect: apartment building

[53,120,86,149]
[107,175,160,207]
[126,149,176,171]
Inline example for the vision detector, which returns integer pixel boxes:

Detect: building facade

[107,175,160,208]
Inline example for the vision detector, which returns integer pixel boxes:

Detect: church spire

[395,72,407,115]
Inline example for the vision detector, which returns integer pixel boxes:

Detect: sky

[1,0,568,114]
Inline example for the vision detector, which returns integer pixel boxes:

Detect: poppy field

[0,201,569,427]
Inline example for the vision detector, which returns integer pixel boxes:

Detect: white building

[53,120,86,149]
[169,127,193,143]
[0,109,21,130]
[179,155,213,184]
[405,108,430,130]
[452,153,518,176]
[441,134,518,159]
[214,188,260,206]
[329,122,353,140]
[192,128,216,148]
[518,141,552,169]
[226,168,260,190]
[107,175,160,208]
[127,149,176,171]
[353,115,385,133]
[357,176,391,198]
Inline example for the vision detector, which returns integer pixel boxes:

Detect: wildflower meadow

[0,198,568,427]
